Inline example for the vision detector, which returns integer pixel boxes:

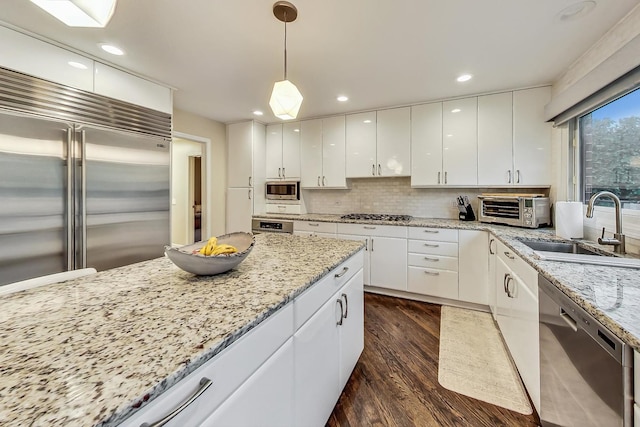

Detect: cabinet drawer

[294,221,337,234]
[294,252,364,330]
[121,304,294,427]
[408,239,458,257]
[265,204,302,214]
[408,266,458,299]
[408,227,458,242]
[408,253,458,271]
[497,241,537,293]
[337,223,407,238]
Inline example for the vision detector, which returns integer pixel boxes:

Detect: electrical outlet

[450,200,458,208]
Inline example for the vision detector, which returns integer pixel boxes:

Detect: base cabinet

[458,230,489,305]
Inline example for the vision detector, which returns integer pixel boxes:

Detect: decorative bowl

[165,232,255,275]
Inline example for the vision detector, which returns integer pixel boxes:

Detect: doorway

[171,134,210,245]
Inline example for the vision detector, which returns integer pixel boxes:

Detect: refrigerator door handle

[66,128,74,271]
[81,130,87,268]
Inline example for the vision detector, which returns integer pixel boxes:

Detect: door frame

[172,131,211,242]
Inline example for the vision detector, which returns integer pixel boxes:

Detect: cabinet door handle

[334,266,349,278]
[341,293,349,319]
[141,377,213,427]
[506,276,515,298]
[282,167,286,178]
[438,171,441,184]
[424,270,440,276]
[489,238,496,255]
[363,226,376,230]
[248,176,252,186]
[322,176,326,186]
[317,176,321,187]
[371,238,374,251]
[372,164,376,176]
[365,239,368,251]
[378,164,381,175]
[423,256,440,262]
[507,170,511,184]
[444,171,448,184]
[504,251,515,260]
[336,299,344,325]
[516,169,521,184]
[503,273,509,293]
[248,189,252,200]
[278,167,282,178]
[423,243,439,248]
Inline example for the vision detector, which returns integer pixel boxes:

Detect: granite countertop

[0,233,364,427]
[255,213,640,352]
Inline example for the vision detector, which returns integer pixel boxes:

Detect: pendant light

[269,1,303,120]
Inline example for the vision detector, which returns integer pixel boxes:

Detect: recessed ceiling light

[363,119,372,124]
[253,110,263,116]
[294,128,300,132]
[337,95,349,102]
[557,1,596,22]
[68,61,88,70]
[451,108,461,113]
[456,74,472,82]
[99,43,124,55]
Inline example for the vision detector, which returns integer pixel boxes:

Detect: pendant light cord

[283,11,288,80]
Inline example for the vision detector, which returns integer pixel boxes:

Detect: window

[580,87,640,208]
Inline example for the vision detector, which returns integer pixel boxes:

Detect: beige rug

[438,306,533,415]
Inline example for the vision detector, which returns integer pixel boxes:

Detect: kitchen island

[0,233,364,426]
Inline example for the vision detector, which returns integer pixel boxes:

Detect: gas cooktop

[340,213,413,222]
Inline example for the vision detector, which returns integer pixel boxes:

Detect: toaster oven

[478,195,551,228]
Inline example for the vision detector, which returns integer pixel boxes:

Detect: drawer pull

[423,229,439,233]
[363,226,376,230]
[424,271,440,276]
[423,256,440,262]
[309,223,319,227]
[141,377,213,427]
[423,243,440,248]
[504,251,515,260]
[334,266,349,278]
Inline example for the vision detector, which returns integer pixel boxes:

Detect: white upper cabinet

[93,63,172,113]
[265,123,301,180]
[301,116,347,188]
[478,92,513,185]
[300,119,323,187]
[411,103,443,186]
[0,26,94,92]
[346,111,377,177]
[376,107,411,177]
[442,97,478,185]
[228,122,255,188]
[513,87,552,186]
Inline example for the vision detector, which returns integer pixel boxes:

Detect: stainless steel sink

[519,239,604,256]
[518,239,640,269]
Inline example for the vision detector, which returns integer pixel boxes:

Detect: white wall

[173,109,227,237]
[171,138,203,245]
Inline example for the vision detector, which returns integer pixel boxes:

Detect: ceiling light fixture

[269,2,303,121]
[557,1,596,21]
[456,74,472,82]
[30,0,117,28]
[99,43,124,55]
[451,108,461,113]
[337,95,349,102]
[253,110,264,116]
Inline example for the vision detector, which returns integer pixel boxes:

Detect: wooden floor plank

[327,293,541,427]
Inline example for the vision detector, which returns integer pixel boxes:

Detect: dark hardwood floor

[327,293,541,427]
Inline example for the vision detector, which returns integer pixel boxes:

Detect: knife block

[459,205,476,221]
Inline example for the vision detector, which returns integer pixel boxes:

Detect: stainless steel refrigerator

[0,110,170,285]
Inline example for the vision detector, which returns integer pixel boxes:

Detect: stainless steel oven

[266,181,299,201]
[478,194,550,228]
[539,275,633,426]
[251,219,293,234]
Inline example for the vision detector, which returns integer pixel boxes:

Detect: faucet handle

[601,227,606,239]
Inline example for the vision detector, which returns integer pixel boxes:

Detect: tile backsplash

[301,177,548,218]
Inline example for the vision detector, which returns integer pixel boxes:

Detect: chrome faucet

[586,191,626,254]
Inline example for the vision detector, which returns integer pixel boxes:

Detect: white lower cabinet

[458,230,489,305]
[407,227,459,299]
[201,339,294,427]
[226,187,253,233]
[488,235,498,320]
[337,224,407,291]
[294,269,365,427]
[495,241,540,412]
[293,221,338,238]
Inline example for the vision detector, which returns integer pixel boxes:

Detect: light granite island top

[0,233,364,427]
[255,213,640,352]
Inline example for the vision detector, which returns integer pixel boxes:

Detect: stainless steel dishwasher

[538,275,633,426]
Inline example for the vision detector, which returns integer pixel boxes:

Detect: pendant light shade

[30,0,117,27]
[270,80,303,120]
[270,2,303,120]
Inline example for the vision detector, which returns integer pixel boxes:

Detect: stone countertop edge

[255,213,640,352]
[0,233,365,427]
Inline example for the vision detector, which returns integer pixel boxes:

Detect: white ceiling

[0,0,637,124]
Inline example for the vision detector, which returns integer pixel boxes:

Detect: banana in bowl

[165,232,255,275]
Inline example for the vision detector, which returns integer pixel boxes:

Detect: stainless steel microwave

[478,195,550,228]
[266,181,300,201]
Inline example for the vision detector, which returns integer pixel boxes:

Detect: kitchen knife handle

[81,130,87,269]
[140,377,213,427]
[336,299,344,325]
